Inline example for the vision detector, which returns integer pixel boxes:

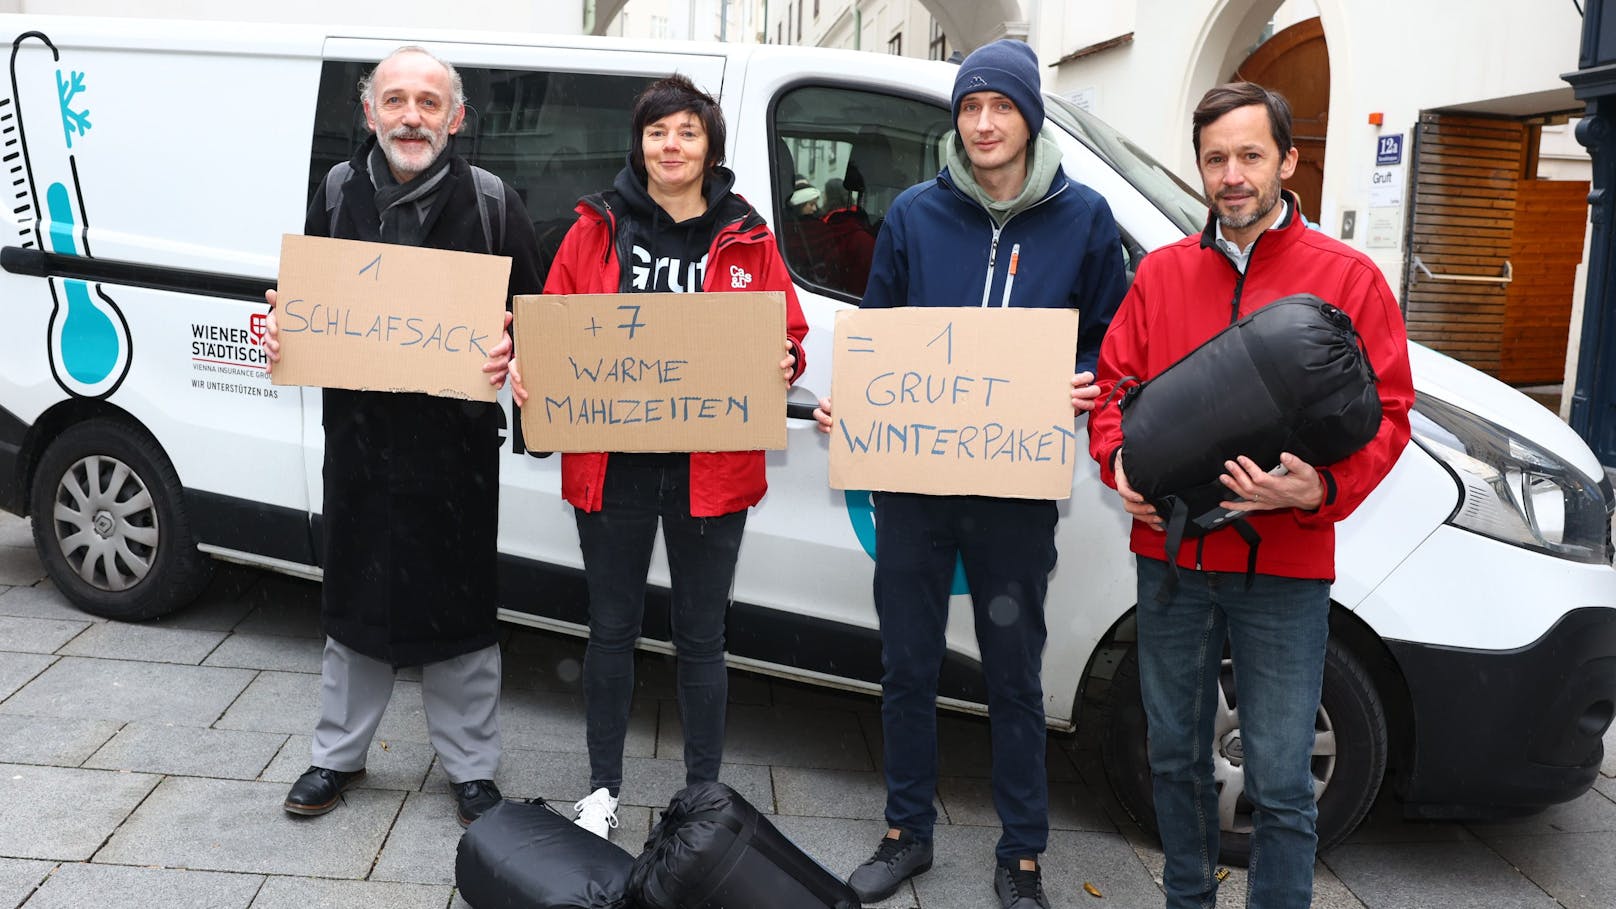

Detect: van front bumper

[1390,605,1616,818]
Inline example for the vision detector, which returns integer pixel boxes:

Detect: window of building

[769,85,951,301]
[928,19,948,61]
[887,33,902,56]
[796,2,803,40]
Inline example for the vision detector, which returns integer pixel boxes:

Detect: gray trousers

[310,636,502,783]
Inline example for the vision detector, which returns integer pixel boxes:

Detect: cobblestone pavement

[2,510,1615,908]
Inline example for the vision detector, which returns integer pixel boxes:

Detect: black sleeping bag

[455,798,634,909]
[629,782,860,909]
[1116,294,1381,591]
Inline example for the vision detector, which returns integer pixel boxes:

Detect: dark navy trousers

[872,491,1057,864]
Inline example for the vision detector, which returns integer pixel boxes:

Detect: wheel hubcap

[1211,660,1337,836]
[51,454,158,592]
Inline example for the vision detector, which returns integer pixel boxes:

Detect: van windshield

[1045,95,1206,235]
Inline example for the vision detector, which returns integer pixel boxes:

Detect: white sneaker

[573,787,619,839]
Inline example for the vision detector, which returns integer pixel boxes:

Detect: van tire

[29,420,213,621]
[1099,636,1387,867]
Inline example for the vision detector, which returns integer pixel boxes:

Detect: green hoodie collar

[940,125,1065,226]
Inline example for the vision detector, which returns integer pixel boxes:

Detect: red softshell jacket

[1088,199,1414,580]
[543,198,809,517]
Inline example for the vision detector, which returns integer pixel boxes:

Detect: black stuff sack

[630,781,861,909]
[455,798,634,909]
[1115,294,1381,592]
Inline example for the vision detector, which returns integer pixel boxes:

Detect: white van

[0,15,1612,863]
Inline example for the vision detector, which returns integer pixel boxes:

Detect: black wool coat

[308,138,543,667]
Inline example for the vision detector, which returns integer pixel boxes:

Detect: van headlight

[1411,393,1612,564]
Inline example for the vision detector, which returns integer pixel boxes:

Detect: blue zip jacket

[861,166,1127,374]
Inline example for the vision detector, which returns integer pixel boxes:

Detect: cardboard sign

[828,307,1081,499]
[271,234,511,401]
[514,292,787,452]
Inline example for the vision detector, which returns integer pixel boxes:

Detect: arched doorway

[1232,16,1328,222]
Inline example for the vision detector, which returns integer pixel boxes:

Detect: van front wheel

[1099,636,1387,866]
[29,420,212,621]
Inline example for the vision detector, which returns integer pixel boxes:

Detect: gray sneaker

[994,863,1051,909]
[847,831,933,902]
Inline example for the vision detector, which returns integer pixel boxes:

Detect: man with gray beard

[262,46,542,827]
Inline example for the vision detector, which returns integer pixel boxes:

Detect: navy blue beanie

[952,39,1044,138]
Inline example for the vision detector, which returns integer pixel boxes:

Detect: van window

[769,85,950,301]
[308,61,653,274]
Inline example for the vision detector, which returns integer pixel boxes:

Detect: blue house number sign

[1376,134,1404,166]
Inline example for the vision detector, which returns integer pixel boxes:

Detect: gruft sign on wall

[828,307,1081,499]
[271,235,511,401]
[514,292,787,453]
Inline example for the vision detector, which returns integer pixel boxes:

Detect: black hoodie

[605,162,750,294]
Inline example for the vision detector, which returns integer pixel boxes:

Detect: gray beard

[1217,185,1280,231]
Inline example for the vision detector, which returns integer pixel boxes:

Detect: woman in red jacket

[511,74,807,839]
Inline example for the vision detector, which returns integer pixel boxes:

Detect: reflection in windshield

[1045,95,1206,235]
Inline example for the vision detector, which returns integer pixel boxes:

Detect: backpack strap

[323,161,353,236]
[470,165,507,253]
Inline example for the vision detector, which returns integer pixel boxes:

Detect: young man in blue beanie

[813,38,1126,909]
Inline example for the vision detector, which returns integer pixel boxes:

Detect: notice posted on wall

[828,307,1081,500]
[271,234,511,401]
[513,292,787,453]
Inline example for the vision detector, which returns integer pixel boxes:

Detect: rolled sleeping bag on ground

[629,781,861,909]
[455,798,634,909]
[1116,294,1381,590]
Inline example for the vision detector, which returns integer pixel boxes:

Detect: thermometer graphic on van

[10,31,130,399]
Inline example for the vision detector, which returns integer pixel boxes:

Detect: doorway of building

[1232,16,1327,223]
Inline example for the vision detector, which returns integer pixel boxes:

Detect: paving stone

[765,814,919,908]
[0,656,254,726]
[1468,787,1616,835]
[0,764,159,860]
[615,803,653,852]
[204,632,326,674]
[215,670,432,743]
[249,876,453,909]
[1323,841,1562,908]
[0,858,54,909]
[0,584,103,624]
[232,585,323,639]
[501,628,587,693]
[857,710,1081,781]
[260,734,436,792]
[0,513,33,548]
[910,823,1162,909]
[83,722,287,779]
[0,652,54,702]
[96,776,405,877]
[0,546,44,587]
[57,621,228,664]
[0,615,89,654]
[19,863,262,909]
[1339,790,1481,845]
[429,745,773,814]
[369,790,463,886]
[0,714,120,765]
[663,702,872,771]
[1482,829,1616,909]
[497,685,657,757]
[937,777,1115,833]
[773,766,928,821]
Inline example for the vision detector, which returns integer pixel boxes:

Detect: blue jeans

[874,492,1056,865]
[1134,557,1329,909]
[575,456,747,793]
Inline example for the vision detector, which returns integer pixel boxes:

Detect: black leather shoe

[995,863,1051,909]
[453,779,503,828]
[283,766,365,816]
[847,830,933,902]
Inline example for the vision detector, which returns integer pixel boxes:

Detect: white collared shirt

[1214,198,1289,274]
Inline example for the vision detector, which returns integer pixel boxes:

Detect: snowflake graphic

[55,69,91,149]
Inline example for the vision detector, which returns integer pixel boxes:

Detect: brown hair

[1192,82,1293,158]
[628,74,727,178]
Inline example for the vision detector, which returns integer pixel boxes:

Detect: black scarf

[368,141,454,246]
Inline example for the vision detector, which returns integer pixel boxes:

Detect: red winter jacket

[543,195,809,517]
[1088,195,1413,580]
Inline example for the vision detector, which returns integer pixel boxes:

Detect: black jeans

[574,456,747,793]
[873,492,1057,864]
